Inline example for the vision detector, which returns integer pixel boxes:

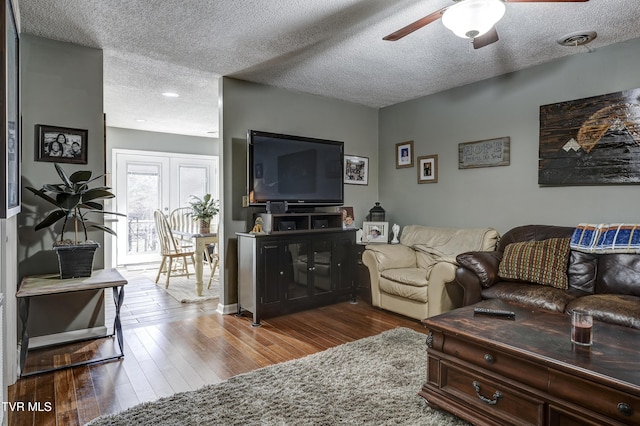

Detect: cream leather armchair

[362,225,499,320]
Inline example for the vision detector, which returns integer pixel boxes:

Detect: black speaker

[278,221,296,231]
[312,219,329,229]
[266,201,288,214]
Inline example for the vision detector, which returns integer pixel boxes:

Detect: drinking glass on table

[571,310,593,346]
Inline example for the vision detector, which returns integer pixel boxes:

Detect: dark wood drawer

[440,360,545,426]
[442,334,549,390]
[549,370,640,424]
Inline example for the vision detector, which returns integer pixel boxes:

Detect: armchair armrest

[362,244,417,307]
[362,244,417,271]
[455,251,503,306]
[427,262,461,317]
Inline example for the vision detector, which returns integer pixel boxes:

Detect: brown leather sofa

[455,224,640,329]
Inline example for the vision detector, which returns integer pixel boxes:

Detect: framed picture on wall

[417,155,438,184]
[35,124,89,165]
[1,0,20,218]
[344,154,368,185]
[396,141,414,169]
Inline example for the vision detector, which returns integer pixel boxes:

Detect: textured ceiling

[17,0,640,138]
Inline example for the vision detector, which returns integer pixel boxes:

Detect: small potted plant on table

[26,163,125,279]
[187,193,219,234]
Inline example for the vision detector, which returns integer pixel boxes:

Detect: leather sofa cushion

[596,254,640,297]
[497,225,575,252]
[482,282,578,313]
[498,238,571,289]
[568,251,597,293]
[566,294,640,329]
[380,268,428,287]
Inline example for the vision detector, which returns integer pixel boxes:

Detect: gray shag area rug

[88,327,469,426]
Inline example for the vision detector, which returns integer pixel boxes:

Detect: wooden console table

[420,299,640,425]
[17,268,127,377]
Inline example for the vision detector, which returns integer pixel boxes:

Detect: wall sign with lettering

[458,137,510,169]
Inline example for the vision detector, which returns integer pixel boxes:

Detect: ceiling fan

[383,0,589,49]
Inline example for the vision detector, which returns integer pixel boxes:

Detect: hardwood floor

[7,271,426,426]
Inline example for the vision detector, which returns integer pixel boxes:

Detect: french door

[113,149,219,266]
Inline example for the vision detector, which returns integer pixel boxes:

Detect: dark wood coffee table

[420,299,640,426]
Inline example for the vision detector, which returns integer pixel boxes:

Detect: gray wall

[106,126,219,156]
[379,38,640,235]
[219,77,379,307]
[20,35,105,274]
[18,35,106,345]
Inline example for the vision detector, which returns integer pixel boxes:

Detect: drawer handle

[483,354,494,364]
[472,381,502,405]
[618,402,633,416]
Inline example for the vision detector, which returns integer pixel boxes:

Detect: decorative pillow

[498,238,570,289]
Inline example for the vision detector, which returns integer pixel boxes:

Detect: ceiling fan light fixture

[442,0,506,39]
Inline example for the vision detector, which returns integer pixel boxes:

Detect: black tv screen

[247,130,344,207]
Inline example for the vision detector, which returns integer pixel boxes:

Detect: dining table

[172,229,218,296]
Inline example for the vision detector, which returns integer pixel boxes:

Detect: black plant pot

[54,243,100,279]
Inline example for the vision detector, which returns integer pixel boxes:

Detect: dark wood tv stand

[420,299,640,425]
[237,228,355,326]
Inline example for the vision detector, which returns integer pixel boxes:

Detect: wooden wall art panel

[539,88,640,185]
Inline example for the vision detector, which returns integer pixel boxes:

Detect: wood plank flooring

[7,271,426,426]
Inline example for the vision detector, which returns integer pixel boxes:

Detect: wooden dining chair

[169,207,199,242]
[153,210,196,288]
[170,207,219,289]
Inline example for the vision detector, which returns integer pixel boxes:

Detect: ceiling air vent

[557,31,597,47]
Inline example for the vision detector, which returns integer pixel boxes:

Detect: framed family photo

[418,155,438,184]
[344,154,368,185]
[35,124,88,164]
[362,221,389,244]
[396,141,414,169]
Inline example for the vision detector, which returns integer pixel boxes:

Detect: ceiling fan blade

[473,27,499,49]
[383,7,447,41]
[505,0,588,3]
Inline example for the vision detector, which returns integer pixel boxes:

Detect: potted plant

[187,193,219,234]
[26,163,125,279]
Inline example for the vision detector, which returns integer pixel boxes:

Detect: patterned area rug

[87,327,469,426]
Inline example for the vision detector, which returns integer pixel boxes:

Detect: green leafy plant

[26,163,125,245]
[187,193,219,222]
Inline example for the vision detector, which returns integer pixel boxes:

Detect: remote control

[473,307,516,319]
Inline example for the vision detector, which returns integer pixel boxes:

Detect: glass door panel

[312,239,333,295]
[115,155,169,265]
[285,240,310,301]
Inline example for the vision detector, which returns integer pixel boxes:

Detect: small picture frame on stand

[362,221,389,244]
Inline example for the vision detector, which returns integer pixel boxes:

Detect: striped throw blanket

[570,223,640,254]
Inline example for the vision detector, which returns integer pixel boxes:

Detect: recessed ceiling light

[557,31,597,47]
[135,119,147,122]
[161,92,180,98]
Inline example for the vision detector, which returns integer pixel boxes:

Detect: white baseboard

[217,302,237,315]
[28,326,109,349]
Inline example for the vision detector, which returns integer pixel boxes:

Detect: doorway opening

[112,149,219,267]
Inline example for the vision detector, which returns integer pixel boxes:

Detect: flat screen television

[247,130,344,207]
